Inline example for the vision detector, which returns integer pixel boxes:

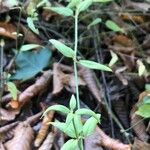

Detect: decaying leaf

[26,112,42,125]
[85,130,104,150]
[0,22,17,39]
[0,142,5,150]
[0,108,19,125]
[38,131,56,150]
[0,127,15,143]
[132,138,150,150]
[52,63,86,95]
[120,13,145,24]
[8,70,52,109]
[34,110,55,147]
[0,121,19,134]
[4,122,34,150]
[79,67,102,103]
[112,35,133,47]
[96,127,131,150]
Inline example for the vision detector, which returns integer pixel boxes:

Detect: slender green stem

[73,9,84,150]
[72,119,82,150]
[74,10,80,109]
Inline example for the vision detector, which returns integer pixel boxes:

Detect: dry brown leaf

[52,63,86,95]
[25,112,42,125]
[85,130,104,150]
[0,22,17,39]
[96,127,131,150]
[118,52,135,71]
[7,70,52,109]
[52,63,64,95]
[0,127,15,143]
[132,138,150,150]
[120,13,145,24]
[38,131,56,150]
[112,35,133,47]
[4,122,34,150]
[20,24,41,44]
[0,108,19,125]
[34,111,55,147]
[109,45,135,54]
[42,10,57,21]
[7,100,20,109]
[0,121,19,134]
[0,142,6,150]
[79,67,102,103]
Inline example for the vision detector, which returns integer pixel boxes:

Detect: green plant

[43,0,112,150]
[136,84,150,118]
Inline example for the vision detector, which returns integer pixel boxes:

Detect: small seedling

[43,0,112,149]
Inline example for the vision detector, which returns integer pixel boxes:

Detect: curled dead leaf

[132,138,150,150]
[34,111,55,147]
[38,131,56,150]
[112,35,133,47]
[96,127,131,150]
[4,122,34,150]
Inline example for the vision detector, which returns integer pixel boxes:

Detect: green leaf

[73,114,83,135]
[145,84,150,92]
[27,17,39,35]
[109,50,118,67]
[87,18,102,29]
[75,108,100,122]
[45,7,73,17]
[66,113,74,125]
[20,44,42,51]
[43,105,70,116]
[105,20,125,33]
[136,104,150,118]
[77,0,93,13]
[50,121,76,138]
[49,39,75,58]
[137,60,146,76]
[67,0,81,8]
[143,96,150,104]
[83,114,100,137]
[7,82,18,100]
[61,139,78,150]
[69,95,76,110]
[10,48,51,81]
[79,60,112,72]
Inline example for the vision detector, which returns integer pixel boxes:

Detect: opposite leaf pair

[43,95,101,150]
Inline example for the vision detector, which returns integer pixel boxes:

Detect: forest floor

[0,0,150,150]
